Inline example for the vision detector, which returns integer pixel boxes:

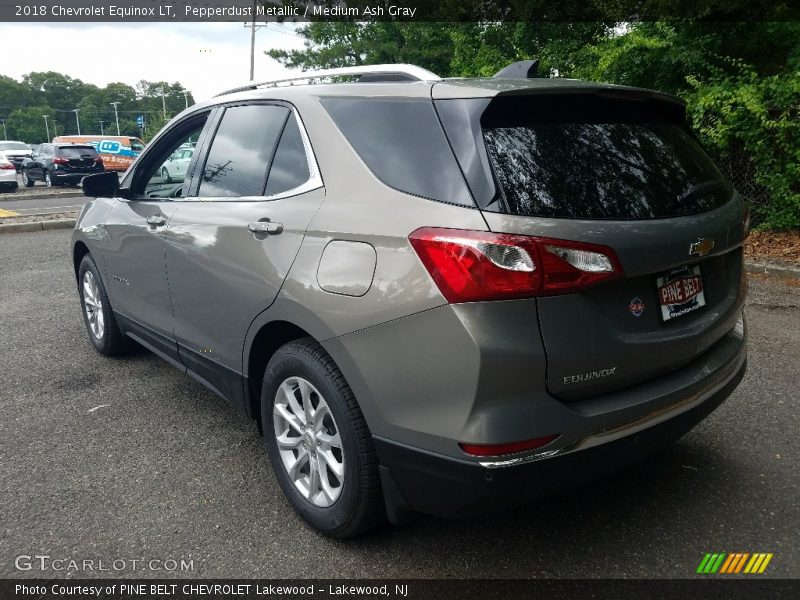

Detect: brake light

[94,155,103,163]
[459,434,561,457]
[408,227,623,302]
[0,163,14,170]
[52,157,68,164]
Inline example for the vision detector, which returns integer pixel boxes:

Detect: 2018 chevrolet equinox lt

[72,61,748,537]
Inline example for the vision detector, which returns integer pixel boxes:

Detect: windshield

[0,142,29,151]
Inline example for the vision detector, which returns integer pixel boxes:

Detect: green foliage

[0,73,194,141]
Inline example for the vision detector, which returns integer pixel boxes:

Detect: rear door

[164,102,324,398]
[438,91,748,401]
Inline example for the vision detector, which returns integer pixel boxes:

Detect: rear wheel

[161,167,171,183]
[78,255,130,356]
[21,170,33,187]
[261,338,384,538]
[44,171,53,187]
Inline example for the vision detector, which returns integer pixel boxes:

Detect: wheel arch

[73,240,91,282]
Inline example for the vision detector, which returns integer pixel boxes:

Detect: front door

[164,103,324,402]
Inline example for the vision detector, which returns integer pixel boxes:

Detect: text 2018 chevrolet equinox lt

[72,62,748,537]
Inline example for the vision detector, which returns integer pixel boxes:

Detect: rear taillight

[408,227,622,302]
[0,163,14,170]
[94,156,103,163]
[459,434,561,457]
[52,157,68,164]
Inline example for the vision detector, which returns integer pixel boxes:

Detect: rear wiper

[678,180,727,204]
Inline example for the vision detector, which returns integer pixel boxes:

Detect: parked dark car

[22,143,104,187]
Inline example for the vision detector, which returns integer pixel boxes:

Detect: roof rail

[215,64,441,96]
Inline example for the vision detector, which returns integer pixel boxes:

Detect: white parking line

[13,204,84,213]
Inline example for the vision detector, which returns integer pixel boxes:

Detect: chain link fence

[714,151,771,227]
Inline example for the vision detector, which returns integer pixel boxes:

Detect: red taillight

[52,157,68,164]
[408,227,623,302]
[94,155,103,163]
[0,163,14,170]
[459,434,561,457]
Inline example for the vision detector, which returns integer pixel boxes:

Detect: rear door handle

[146,214,166,227]
[248,221,283,235]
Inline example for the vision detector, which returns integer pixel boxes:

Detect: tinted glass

[130,139,145,152]
[57,146,98,158]
[265,113,310,196]
[322,98,474,206]
[199,104,289,198]
[479,95,730,219]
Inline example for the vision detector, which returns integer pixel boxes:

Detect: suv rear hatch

[57,145,101,172]
[435,87,748,401]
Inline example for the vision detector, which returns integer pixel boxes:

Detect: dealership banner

[0,0,797,22]
[3,579,800,600]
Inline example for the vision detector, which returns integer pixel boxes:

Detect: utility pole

[1,118,6,140]
[161,88,167,121]
[73,109,81,135]
[182,90,189,109]
[110,102,121,135]
[243,0,265,81]
[43,115,50,140]
[99,120,105,135]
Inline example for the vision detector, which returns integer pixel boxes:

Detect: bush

[686,67,800,230]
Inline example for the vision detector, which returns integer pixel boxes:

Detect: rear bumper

[53,171,98,184]
[376,357,746,520]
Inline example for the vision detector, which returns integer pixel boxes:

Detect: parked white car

[0,141,32,172]
[0,157,18,192]
[160,147,193,183]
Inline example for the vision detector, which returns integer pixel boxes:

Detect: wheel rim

[273,376,345,507]
[82,271,105,340]
[45,172,52,187]
[21,171,28,185]
[161,168,169,182]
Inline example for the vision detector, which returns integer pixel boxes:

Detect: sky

[0,22,306,100]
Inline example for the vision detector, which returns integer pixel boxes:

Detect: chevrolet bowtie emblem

[689,238,715,257]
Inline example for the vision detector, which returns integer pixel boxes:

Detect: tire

[161,167,171,183]
[261,338,384,538]
[78,255,130,356]
[21,170,33,187]
[45,171,53,187]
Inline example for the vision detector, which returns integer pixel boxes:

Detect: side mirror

[82,172,119,198]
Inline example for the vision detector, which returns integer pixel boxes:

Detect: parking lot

[0,228,798,579]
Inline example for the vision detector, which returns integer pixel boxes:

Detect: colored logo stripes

[696,552,773,574]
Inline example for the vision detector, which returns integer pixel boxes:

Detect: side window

[138,115,209,199]
[130,139,145,152]
[198,104,289,198]
[265,113,311,196]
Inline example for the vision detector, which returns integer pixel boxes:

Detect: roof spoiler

[493,60,539,79]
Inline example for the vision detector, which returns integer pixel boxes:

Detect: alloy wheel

[273,376,345,507]
[82,271,105,340]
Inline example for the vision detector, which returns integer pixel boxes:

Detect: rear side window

[477,95,730,219]
[199,104,289,197]
[265,114,310,196]
[321,97,474,206]
[57,146,98,158]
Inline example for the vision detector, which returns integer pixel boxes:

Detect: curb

[745,259,800,281]
[0,218,76,234]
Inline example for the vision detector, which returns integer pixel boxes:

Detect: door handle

[248,221,283,235]
[146,214,166,227]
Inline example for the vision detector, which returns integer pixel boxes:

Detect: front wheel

[261,338,384,538]
[21,170,34,187]
[161,167,171,183]
[78,255,130,356]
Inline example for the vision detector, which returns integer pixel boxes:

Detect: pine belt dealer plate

[656,265,706,321]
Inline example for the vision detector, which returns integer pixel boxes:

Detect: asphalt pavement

[0,229,797,579]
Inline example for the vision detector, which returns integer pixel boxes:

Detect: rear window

[57,146,98,158]
[444,94,731,220]
[0,142,29,151]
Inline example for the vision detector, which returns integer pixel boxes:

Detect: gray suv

[72,62,748,537]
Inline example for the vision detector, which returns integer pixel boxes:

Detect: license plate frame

[656,264,706,322]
